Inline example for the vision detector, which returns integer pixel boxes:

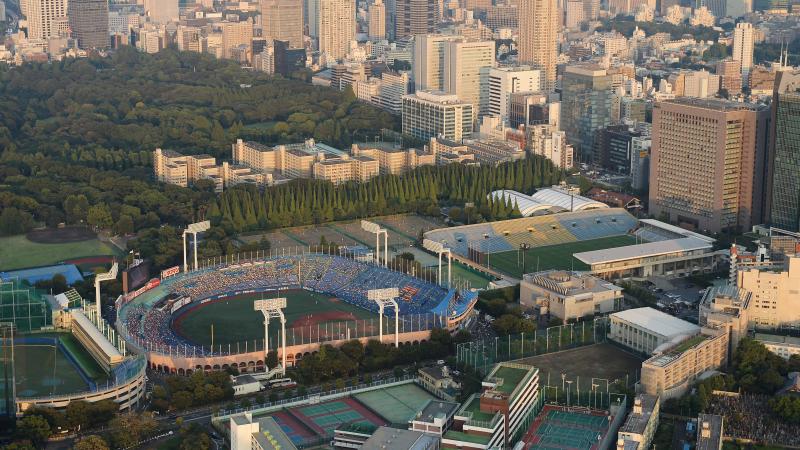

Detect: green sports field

[0,234,119,271]
[173,289,376,347]
[488,235,638,278]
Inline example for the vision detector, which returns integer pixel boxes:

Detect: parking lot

[638,276,728,323]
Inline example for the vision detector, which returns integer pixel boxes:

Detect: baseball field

[0,228,120,272]
[172,289,376,348]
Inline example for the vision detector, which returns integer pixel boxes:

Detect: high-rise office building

[221,20,253,60]
[560,64,615,162]
[368,0,387,40]
[22,0,69,40]
[68,0,109,49]
[733,22,754,82]
[261,0,304,49]
[487,66,541,122]
[518,0,558,91]
[650,98,769,233]
[766,70,800,232]
[444,40,495,117]
[317,0,355,62]
[143,0,179,23]
[413,34,462,92]
[395,0,437,39]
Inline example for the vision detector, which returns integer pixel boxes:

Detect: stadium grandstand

[489,187,609,217]
[116,253,478,372]
[70,309,124,373]
[424,208,638,258]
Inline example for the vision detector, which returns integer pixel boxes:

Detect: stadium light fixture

[361,220,389,267]
[423,239,452,288]
[254,297,287,375]
[183,221,211,272]
[94,262,119,321]
[367,288,400,347]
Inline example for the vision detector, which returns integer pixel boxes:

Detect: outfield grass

[487,235,638,277]
[0,234,119,271]
[173,289,375,347]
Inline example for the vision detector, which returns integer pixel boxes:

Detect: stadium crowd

[117,254,477,356]
[707,393,800,446]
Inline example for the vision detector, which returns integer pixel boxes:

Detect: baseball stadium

[116,252,478,374]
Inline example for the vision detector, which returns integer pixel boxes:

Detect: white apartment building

[368,0,386,40]
[379,71,411,114]
[402,91,474,142]
[317,0,355,63]
[413,34,463,92]
[733,22,754,81]
[487,66,541,122]
[528,124,574,169]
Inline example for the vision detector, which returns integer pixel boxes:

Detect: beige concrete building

[617,394,660,450]
[313,155,379,184]
[649,98,769,233]
[699,285,751,357]
[528,124,574,169]
[518,0,558,91]
[317,0,355,62]
[260,0,304,49]
[221,20,253,60]
[428,137,524,166]
[413,34,463,92]
[22,0,68,40]
[737,256,800,329]
[444,40,495,117]
[154,148,265,192]
[755,333,800,360]
[733,22,754,82]
[640,331,728,399]
[520,271,622,324]
[351,142,435,175]
[368,0,386,40]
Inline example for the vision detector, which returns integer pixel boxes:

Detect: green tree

[73,435,110,450]
[16,415,51,447]
[87,203,113,229]
[266,350,278,368]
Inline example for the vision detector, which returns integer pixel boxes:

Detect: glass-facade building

[768,71,800,232]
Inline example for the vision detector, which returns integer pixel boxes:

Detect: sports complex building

[423,208,725,280]
[116,253,478,374]
[0,281,145,416]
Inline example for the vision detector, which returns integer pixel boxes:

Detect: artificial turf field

[487,235,638,278]
[10,334,109,398]
[172,289,375,347]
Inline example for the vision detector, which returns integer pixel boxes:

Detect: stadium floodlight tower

[423,239,451,288]
[361,220,388,267]
[94,262,118,320]
[254,298,287,376]
[367,288,400,347]
[183,220,211,272]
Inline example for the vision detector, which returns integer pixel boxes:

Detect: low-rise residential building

[351,141,436,175]
[755,334,800,360]
[312,154,379,184]
[409,399,460,437]
[617,394,660,450]
[520,271,622,323]
[418,366,461,401]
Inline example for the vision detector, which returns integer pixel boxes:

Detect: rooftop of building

[489,187,609,216]
[443,429,492,445]
[419,365,453,381]
[696,414,723,450]
[574,237,714,266]
[755,333,800,347]
[662,97,767,112]
[252,417,298,450]
[353,141,404,152]
[523,270,621,297]
[619,394,659,435]
[701,285,750,310]
[232,374,259,386]
[241,140,273,152]
[645,334,715,368]
[414,399,460,424]
[637,219,717,244]
[460,395,497,422]
[159,149,185,158]
[362,427,433,449]
[612,307,700,339]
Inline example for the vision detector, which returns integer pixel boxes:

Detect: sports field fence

[456,316,611,375]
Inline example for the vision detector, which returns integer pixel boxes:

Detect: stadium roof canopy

[638,219,717,244]
[611,307,700,338]
[573,237,713,265]
[489,188,608,217]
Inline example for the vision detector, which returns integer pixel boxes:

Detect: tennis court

[524,405,610,450]
[354,383,436,424]
[287,397,385,436]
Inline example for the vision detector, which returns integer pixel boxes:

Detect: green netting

[0,282,52,333]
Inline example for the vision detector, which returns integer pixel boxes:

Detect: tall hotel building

[649,98,769,233]
[766,70,800,232]
[68,0,109,49]
[260,0,304,49]
[518,0,558,91]
[317,0,355,62]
